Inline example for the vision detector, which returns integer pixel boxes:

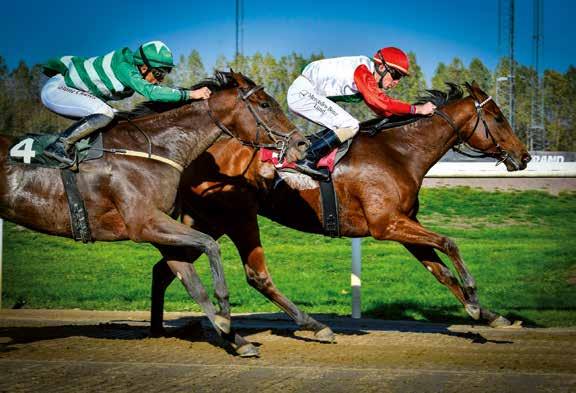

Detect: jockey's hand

[188,87,212,100]
[415,102,437,116]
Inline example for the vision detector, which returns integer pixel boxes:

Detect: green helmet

[134,40,175,68]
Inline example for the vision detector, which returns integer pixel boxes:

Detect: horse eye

[260,102,270,109]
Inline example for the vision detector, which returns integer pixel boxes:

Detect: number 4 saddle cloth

[8,133,104,168]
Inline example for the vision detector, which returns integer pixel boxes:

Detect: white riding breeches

[287,75,360,142]
[41,75,115,119]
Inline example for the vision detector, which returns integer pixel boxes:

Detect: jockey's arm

[353,65,415,117]
[116,63,189,102]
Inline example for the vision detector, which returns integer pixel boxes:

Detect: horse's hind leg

[150,259,177,336]
[228,217,335,343]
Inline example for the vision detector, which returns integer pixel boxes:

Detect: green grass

[2,187,576,327]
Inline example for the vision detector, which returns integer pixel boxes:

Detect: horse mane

[119,70,255,119]
[359,82,465,132]
[415,82,464,107]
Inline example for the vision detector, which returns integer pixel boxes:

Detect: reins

[206,84,298,163]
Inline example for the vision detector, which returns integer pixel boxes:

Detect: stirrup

[295,161,330,181]
[43,143,76,167]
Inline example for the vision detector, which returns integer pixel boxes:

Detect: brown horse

[0,71,307,356]
[149,81,531,342]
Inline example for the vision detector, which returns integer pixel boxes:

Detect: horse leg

[372,215,482,320]
[151,223,224,336]
[150,258,176,336]
[227,219,335,342]
[402,243,510,326]
[165,259,259,357]
[128,211,232,334]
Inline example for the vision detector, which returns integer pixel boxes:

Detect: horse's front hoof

[465,304,481,320]
[214,315,231,334]
[236,343,260,358]
[315,327,336,343]
[490,316,523,329]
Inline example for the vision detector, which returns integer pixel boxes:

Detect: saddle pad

[8,133,104,168]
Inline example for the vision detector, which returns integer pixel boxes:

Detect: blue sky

[1,0,573,83]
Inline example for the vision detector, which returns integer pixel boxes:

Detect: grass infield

[2,187,575,327]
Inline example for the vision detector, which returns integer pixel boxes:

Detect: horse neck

[386,97,475,179]
[116,102,223,168]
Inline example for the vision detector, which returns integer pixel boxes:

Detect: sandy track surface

[423,177,576,195]
[0,310,574,392]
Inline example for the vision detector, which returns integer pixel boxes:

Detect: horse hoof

[465,304,481,320]
[490,316,523,329]
[315,327,336,343]
[236,343,260,358]
[214,315,231,334]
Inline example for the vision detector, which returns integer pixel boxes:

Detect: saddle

[8,132,104,168]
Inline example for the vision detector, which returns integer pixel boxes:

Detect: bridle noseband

[434,96,518,169]
[206,85,298,162]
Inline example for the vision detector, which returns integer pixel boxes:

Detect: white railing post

[351,238,362,319]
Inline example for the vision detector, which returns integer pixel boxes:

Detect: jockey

[41,40,212,165]
[287,47,437,179]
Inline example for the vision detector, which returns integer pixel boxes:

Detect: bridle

[206,85,299,163]
[434,96,520,169]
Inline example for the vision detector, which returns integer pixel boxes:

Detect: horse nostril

[522,153,532,163]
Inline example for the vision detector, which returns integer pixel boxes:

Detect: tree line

[0,51,573,151]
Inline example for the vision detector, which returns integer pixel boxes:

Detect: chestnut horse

[0,71,306,356]
[150,81,531,342]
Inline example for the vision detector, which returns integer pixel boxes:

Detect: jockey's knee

[334,124,359,142]
[94,105,115,120]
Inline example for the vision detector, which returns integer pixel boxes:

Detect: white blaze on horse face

[427,266,433,272]
[177,272,183,281]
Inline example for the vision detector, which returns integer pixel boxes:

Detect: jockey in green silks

[41,40,211,165]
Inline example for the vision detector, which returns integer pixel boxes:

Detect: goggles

[151,67,170,81]
[383,62,404,81]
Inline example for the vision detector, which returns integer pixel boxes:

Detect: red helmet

[373,47,410,76]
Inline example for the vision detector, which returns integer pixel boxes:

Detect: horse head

[208,70,308,163]
[461,81,531,171]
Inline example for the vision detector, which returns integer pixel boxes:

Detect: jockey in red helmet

[287,47,436,179]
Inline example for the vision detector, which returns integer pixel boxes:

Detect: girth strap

[319,179,340,238]
[60,169,92,243]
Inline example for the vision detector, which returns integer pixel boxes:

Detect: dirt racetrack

[0,310,574,393]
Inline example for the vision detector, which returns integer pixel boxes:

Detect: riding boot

[295,128,341,180]
[44,114,113,165]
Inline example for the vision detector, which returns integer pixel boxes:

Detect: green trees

[0,51,573,150]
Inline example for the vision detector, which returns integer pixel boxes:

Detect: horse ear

[464,82,477,99]
[233,71,250,88]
